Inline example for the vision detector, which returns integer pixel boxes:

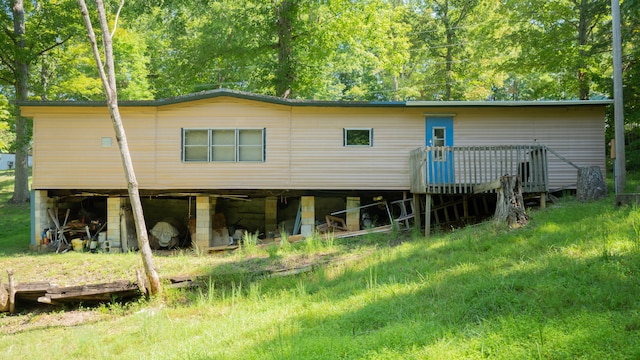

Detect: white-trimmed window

[182,128,265,162]
[344,128,373,146]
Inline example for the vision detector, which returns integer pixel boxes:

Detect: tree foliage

[0,0,639,165]
[0,0,84,203]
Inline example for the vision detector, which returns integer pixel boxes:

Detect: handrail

[410,144,549,194]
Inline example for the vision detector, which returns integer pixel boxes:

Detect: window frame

[182,128,210,162]
[182,128,265,163]
[432,126,446,161]
[236,128,265,162]
[343,128,373,147]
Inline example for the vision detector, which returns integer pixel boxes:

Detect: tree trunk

[577,166,607,201]
[440,0,453,101]
[78,0,161,296]
[577,0,590,100]
[494,175,528,228]
[275,0,295,98]
[9,0,30,205]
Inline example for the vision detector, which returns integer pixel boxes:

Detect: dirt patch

[0,308,106,334]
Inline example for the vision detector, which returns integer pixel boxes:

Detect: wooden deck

[410,144,549,195]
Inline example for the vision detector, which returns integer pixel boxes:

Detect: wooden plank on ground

[206,245,239,253]
[333,225,393,238]
[38,280,140,304]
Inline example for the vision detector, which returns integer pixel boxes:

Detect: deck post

[301,196,315,238]
[425,194,431,237]
[106,197,122,251]
[32,190,54,249]
[194,196,213,249]
[346,197,360,231]
[463,195,469,220]
[265,197,278,235]
[413,193,421,231]
[540,192,546,209]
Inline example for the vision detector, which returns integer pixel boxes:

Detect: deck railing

[410,144,549,194]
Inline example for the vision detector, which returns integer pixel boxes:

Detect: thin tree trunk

[444,28,453,101]
[275,0,295,98]
[78,0,161,296]
[577,0,590,100]
[9,0,30,205]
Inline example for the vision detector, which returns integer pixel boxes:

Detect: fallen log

[11,282,52,302]
[38,280,140,305]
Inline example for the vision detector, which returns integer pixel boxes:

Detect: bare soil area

[0,308,107,334]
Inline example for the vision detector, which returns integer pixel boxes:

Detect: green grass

[0,169,31,254]
[2,171,640,358]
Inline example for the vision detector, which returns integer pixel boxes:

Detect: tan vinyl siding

[153,98,292,189]
[31,108,127,190]
[452,107,606,190]
[290,107,423,190]
[24,97,606,192]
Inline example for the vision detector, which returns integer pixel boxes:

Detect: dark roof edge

[18,88,405,108]
[17,88,613,108]
[407,99,613,107]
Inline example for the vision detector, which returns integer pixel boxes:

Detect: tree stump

[494,175,529,228]
[577,166,607,201]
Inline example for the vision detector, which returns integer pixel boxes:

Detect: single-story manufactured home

[20,89,610,251]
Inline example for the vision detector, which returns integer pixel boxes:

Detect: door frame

[425,117,454,184]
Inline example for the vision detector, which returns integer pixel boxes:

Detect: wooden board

[38,280,140,305]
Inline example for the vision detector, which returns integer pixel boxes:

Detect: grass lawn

[1,169,640,359]
[0,170,31,254]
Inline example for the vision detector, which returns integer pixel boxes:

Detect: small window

[344,128,373,146]
[183,128,265,162]
[432,127,446,161]
[101,137,112,148]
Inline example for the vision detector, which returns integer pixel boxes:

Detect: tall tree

[621,0,640,125]
[432,0,479,100]
[29,24,154,102]
[77,0,161,295]
[0,0,80,203]
[403,0,482,100]
[498,0,610,100]
[9,0,28,203]
[133,0,410,101]
[0,93,9,151]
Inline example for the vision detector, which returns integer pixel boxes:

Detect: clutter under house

[38,192,431,254]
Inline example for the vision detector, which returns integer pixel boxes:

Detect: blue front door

[426,117,454,184]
